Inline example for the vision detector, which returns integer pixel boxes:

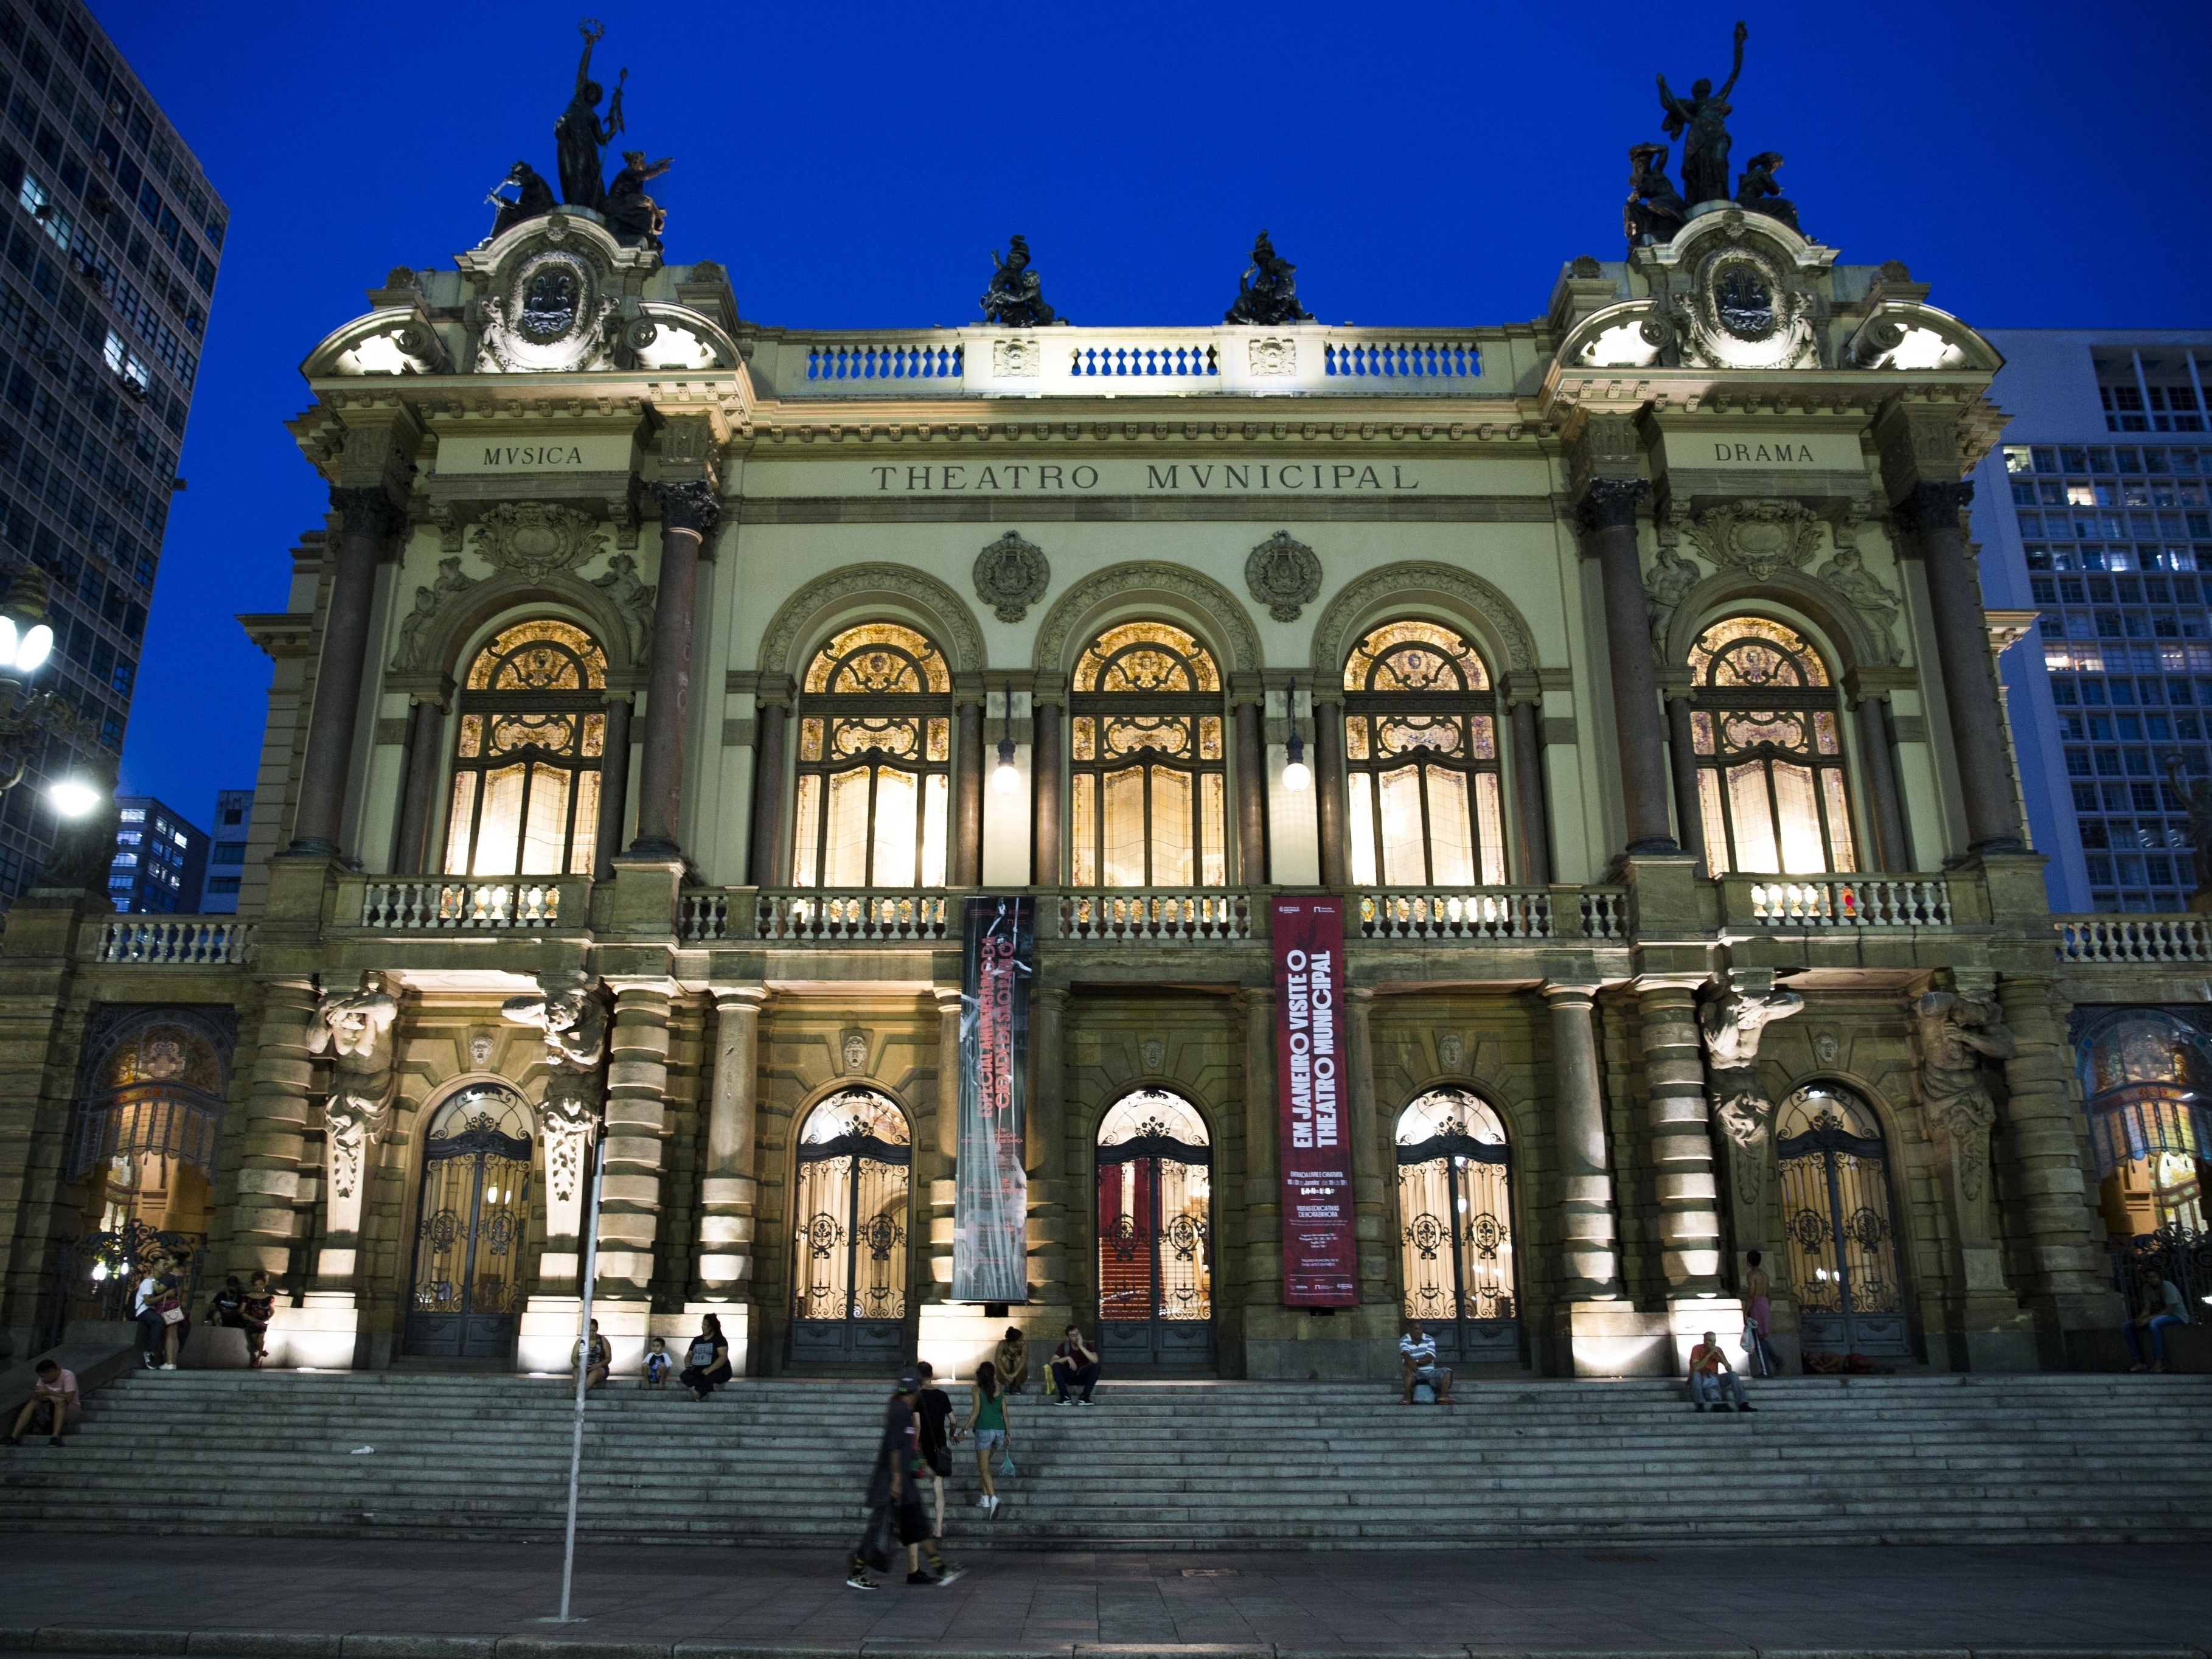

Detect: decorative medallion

[1245,530,1323,624]
[841,1029,870,1076]
[1669,229,1818,372]
[468,1031,497,1068]
[1714,262,1776,341]
[1248,336,1297,377]
[473,502,608,580]
[476,232,621,374]
[992,336,1043,377]
[972,531,1051,624]
[1682,498,1822,582]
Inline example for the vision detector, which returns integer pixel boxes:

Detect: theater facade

[2,192,2200,1385]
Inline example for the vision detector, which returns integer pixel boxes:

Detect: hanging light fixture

[1281,678,1312,791]
[0,566,54,676]
[990,680,1021,795]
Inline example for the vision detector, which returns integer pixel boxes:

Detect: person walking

[964,1360,1010,1515]
[1742,1250,1781,1377]
[241,1272,276,1368]
[680,1313,732,1399]
[913,1361,957,1546]
[1048,1325,1101,1405]
[846,1368,962,1590]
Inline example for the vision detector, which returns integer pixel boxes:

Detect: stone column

[1240,983,1282,1307]
[952,693,984,887]
[1893,481,2023,854]
[1031,688,1064,885]
[1344,986,1391,1306]
[748,684,790,886]
[1312,690,1348,888]
[593,694,635,878]
[228,979,321,1281]
[391,692,447,875]
[1994,973,2123,1351]
[1233,689,1267,885]
[1544,984,1619,1299]
[1579,479,1677,854]
[599,981,674,1300]
[629,481,720,857]
[1664,690,1705,874]
[1505,680,1551,886]
[1026,984,1071,1322]
[930,986,962,1303]
[1852,691,1911,871]
[1635,976,1721,1298]
[290,486,407,858]
[697,988,765,1300]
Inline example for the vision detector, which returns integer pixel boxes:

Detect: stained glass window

[1341,621,1506,886]
[445,621,608,878]
[1687,617,1857,877]
[1070,622,1226,887]
[793,625,952,889]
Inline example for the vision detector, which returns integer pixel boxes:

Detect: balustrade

[92,917,256,964]
[1357,888,1552,941]
[1057,889,1252,942]
[2054,914,2212,963]
[804,339,963,385]
[1733,875,1953,929]
[358,880,568,929]
[1322,338,1481,380]
[753,889,951,942]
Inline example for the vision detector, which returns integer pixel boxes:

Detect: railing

[1057,889,1253,942]
[1731,875,1953,928]
[1579,888,1629,940]
[358,880,569,928]
[2109,1226,2212,1325]
[1322,339,1481,380]
[92,917,256,964]
[1358,888,1553,941]
[754,889,952,942]
[1071,341,1219,380]
[804,339,963,384]
[2055,914,2212,963]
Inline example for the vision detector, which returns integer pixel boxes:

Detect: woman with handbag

[962,1360,1010,1516]
[679,1312,732,1399]
[134,1252,185,1371]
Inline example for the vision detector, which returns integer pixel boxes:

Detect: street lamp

[0,565,105,812]
[990,680,1021,796]
[0,568,54,676]
[1280,678,1312,792]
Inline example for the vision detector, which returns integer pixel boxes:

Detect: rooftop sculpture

[483,20,670,249]
[1225,230,1311,326]
[980,235,1058,327]
[556,18,627,210]
[1657,20,1747,208]
[1627,23,1805,249]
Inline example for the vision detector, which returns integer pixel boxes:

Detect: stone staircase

[2,1370,2208,1549]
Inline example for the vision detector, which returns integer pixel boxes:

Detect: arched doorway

[1394,1088,1520,1362]
[790,1088,913,1364]
[1776,1083,1909,1357]
[404,1084,534,1359]
[1096,1089,1214,1366]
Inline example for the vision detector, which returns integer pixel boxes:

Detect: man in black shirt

[846,1368,964,1590]
[913,1361,958,1557]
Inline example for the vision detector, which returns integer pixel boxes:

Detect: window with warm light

[1688,617,1857,876]
[791,624,951,889]
[1070,622,1227,888]
[1343,621,1506,886]
[444,621,608,878]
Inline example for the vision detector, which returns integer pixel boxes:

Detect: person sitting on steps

[1399,1324,1455,1405]
[1048,1324,1101,1405]
[993,1325,1029,1394]
[642,1335,672,1389]
[680,1313,732,1399]
[574,1318,611,1391]
[3,1359,78,1446]
[1688,1329,1755,1413]
[2124,1268,2189,1373]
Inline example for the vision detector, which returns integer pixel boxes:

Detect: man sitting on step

[3,1360,79,1445]
[1399,1326,1455,1405]
[1687,1331,1755,1413]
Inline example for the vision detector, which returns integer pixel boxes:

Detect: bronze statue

[555,18,627,210]
[979,234,1057,327]
[1625,144,1688,247]
[1657,19,1747,207]
[490,161,557,238]
[1225,230,1311,326]
[1734,151,1798,232]
[604,150,672,249]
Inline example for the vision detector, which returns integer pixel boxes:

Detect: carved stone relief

[973,532,1051,624]
[1814,543,1902,664]
[841,1029,871,1076]
[474,502,608,580]
[1643,527,1703,661]
[1247,336,1297,377]
[1437,1031,1464,1073]
[591,552,657,660]
[311,973,400,1214]
[1911,990,2017,1205]
[501,971,609,1208]
[393,557,479,670]
[1245,530,1323,623]
[992,336,1043,377]
[1700,969,1804,1205]
[1139,1036,1166,1073]
[1683,498,1823,582]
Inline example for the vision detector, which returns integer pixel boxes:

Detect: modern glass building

[0,0,224,902]
[1968,331,2212,915]
[105,791,203,912]
[195,784,247,911]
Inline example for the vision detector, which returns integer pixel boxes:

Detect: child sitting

[642,1335,672,1389]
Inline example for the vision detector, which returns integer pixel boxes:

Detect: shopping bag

[857,1502,897,1571]
[996,1450,1017,1478]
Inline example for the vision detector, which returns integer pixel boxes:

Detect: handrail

[91,917,256,965]
[1058,889,1252,942]
[753,889,952,942]
[1726,874,1953,928]
[1358,888,1553,941]
[2054,914,2212,963]
[357,880,571,929]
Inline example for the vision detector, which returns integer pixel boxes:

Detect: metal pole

[556,1130,608,1624]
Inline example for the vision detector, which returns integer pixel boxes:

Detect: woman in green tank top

[963,1360,1010,1515]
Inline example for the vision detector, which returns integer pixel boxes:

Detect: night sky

[97,0,2212,831]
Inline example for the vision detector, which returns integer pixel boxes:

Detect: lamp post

[990,680,1021,797]
[1280,678,1312,793]
[0,567,107,827]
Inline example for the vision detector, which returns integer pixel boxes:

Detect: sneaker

[159,1363,177,1372]
[1737,1403,1758,1413]
[1079,1397,1094,1407]
[845,1568,879,1591]
[973,1494,992,1508]
[1692,1403,1706,1413]
[906,1569,939,1585]
[931,1565,967,1586]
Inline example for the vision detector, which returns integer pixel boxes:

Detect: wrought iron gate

[790,1089,912,1365]
[1776,1087,1909,1357]
[1395,1088,1519,1363]
[1096,1090,1214,1366]
[403,1086,533,1360]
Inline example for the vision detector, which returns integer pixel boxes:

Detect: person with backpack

[679,1313,732,1399]
[964,1359,1011,1515]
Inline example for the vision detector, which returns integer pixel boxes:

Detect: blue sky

[101,0,2212,826]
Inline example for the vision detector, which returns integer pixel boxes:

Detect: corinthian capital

[329,485,409,541]
[1574,476,1648,534]
[1891,479,1974,537]
[652,479,722,538]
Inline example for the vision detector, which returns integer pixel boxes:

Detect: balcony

[2054,914,2212,964]
[1719,874,1956,931]
[86,916,257,965]
[338,877,588,931]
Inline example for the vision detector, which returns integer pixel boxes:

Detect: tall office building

[0,1,224,902]
[1967,330,2212,916]
[105,791,202,911]
[196,783,246,911]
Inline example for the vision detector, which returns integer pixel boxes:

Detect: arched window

[1394,1087,1518,1360]
[445,621,608,877]
[790,1088,913,1362]
[1688,617,1857,875]
[792,624,951,889]
[2077,1012,2210,1234]
[1096,1088,1214,1365]
[404,1083,534,1360]
[1071,622,1226,887]
[1776,1084,1908,1357]
[1343,621,1505,886]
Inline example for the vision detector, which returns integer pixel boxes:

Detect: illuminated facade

[3,198,2201,1383]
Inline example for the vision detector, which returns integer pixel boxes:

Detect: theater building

[2,192,2201,1385]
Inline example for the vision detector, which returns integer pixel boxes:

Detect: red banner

[1273,896,1356,1306]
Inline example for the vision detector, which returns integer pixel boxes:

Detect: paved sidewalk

[0,1534,2201,1657]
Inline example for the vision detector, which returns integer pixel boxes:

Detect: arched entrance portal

[1096,1089,1214,1366]
[790,1088,913,1365]
[405,1084,534,1359]
[1394,1088,1520,1362]
[1776,1084,1910,1357]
